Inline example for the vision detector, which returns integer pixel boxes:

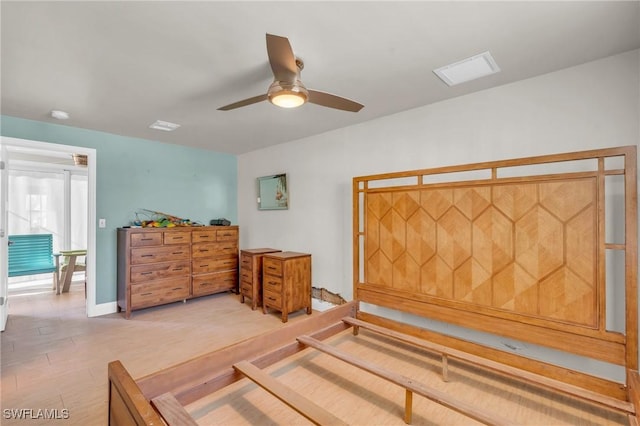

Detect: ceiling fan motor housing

[267,79,309,108]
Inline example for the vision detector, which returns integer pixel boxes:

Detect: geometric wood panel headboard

[353,146,638,388]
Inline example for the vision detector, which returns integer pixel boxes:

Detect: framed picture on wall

[257,174,288,210]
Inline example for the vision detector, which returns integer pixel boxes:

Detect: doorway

[0,136,96,331]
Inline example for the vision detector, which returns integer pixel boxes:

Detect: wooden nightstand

[239,248,281,310]
[262,251,312,323]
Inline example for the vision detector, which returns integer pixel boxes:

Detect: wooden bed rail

[108,360,164,425]
[297,334,512,426]
[344,316,635,414]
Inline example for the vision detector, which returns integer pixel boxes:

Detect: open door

[0,141,8,331]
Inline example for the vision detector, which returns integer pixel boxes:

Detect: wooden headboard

[353,146,637,397]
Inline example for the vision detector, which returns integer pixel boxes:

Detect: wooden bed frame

[108,146,638,425]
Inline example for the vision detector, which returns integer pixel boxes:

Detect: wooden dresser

[239,248,281,310]
[117,226,238,318]
[262,251,312,323]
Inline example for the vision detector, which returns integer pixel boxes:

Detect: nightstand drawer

[240,268,252,282]
[263,290,282,309]
[130,260,190,283]
[263,258,283,277]
[263,275,282,293]
[240,254,252,270]
[240,281,253,296]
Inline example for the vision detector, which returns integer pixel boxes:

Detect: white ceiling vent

[434,51,500,86]
[149,120,181,132]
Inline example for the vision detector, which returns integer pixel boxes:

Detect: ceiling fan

[218,34,364,112]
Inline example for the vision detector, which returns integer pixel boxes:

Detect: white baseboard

[88,301,118,317]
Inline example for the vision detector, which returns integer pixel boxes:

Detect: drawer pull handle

[267,266,276,270]
[199,249,209,253]
[173,236,184,240]
[141,254,154,258]
[141,292,152,296]
[141,238,155,241]
[201,282,212,286]
[141,272,153,276]
[171,268,183,271]
[200,264,209,267]
[172,287,182,291]
[199,235,211,239]
[172,252,184,255]
[268,297,276,301]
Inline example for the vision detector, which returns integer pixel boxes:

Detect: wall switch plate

[99,218,106,228]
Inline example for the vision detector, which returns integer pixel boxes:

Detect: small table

[54,250,87,294]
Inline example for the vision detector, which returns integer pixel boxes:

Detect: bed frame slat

[233,360,348,426]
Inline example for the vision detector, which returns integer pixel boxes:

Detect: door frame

[1,142,8,330]
[1,136,97,317]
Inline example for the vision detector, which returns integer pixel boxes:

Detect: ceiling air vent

[434,51,500,86]
[149,120,180,132]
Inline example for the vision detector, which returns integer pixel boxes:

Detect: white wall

[239,49,639,298]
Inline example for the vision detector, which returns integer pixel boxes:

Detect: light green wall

[1,115,237,304]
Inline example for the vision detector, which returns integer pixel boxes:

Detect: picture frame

[257,174,288,210]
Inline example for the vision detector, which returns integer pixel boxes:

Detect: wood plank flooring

[1,282,313,425]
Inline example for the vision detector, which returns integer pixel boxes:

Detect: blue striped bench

[8,234,57,277]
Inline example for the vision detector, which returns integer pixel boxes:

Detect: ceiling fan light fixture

[268,81,308,108]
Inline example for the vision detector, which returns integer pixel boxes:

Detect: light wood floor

[0,281,314,425]
[1,282,630,425]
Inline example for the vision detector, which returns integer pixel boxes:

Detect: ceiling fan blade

[307,89,364,112]
[266,33,298,82]
[217,94,268,111]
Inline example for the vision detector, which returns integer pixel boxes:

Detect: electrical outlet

[99,218,106,228]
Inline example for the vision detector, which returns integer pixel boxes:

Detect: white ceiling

[2,1,639,155]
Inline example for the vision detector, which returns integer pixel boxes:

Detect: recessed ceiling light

[149,120,181,132]
[51,110,70,120]
[433,51,500,86]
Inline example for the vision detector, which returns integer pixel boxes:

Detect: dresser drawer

[192,271,237,296]
[216,228,238,241]
[192,242,238,258]
[263,258,283,277]
[130,260,190,283]
[263,275,282,293]
[263,290,282,309]
[164,231,191,245]
[131,277,190,308]
[131,245,190,264]
[192,257,238,274]
[191,230,217,243]
[130,232,162,247]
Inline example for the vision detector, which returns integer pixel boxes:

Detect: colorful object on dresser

[132,209,201,228]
